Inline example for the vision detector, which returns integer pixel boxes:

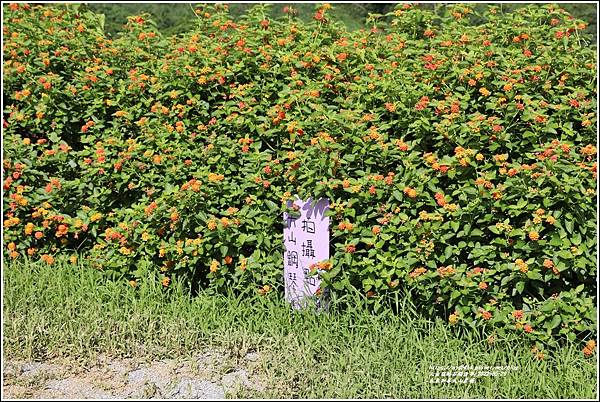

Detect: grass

[3,257,597,399]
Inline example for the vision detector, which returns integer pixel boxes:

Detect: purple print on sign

[283,197,329,309]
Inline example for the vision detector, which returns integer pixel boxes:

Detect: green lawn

[3,257,597,398]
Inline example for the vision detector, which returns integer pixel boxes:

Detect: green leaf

[545,315,561,330]
[515,281,525,294]
[488,225,500,234]
[558,250,573,259]
[565,220,574,234]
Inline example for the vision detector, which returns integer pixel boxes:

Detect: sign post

[283,197,329,310]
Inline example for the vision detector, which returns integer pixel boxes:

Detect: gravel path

[3,349,265,399]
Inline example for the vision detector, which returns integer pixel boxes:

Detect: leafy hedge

[2,3,597,347]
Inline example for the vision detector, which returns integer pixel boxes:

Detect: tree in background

[85,2,597,42]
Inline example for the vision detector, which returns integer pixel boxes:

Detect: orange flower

[317,261,332,271]
[372,225,381,235]
[144,201,158,216]
[224,256,233,265]
[345,244,356,253]
[207,220,217,231]
[437,265,455,277]
[434,192,446,207]
[478,282,488,290]
[395,140,409,151]
[403,187,417,198]
[481,310,492,320]
[338,221,353,231]
[524,324,533,333]
[409,267,427,278]
[528,231,539,241]
[55,224,68,237]
[161,277,170,287]
[41,254,54,265]
[543,259,554,269]
[258,284,271,295]
[512,310,524,320]
[583,340,596,357]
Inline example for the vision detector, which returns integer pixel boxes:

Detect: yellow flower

[24,222,34,235]
[90,212,102,222]
[141,232,150,241]
[479,87,491,96]
[449,313,459,325]
[515,258,528,273]
[208,173,224,182]
[210,260,220,273]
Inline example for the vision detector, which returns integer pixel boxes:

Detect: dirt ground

[2,348,266,399]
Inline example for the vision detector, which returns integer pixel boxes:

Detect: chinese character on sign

[287,272,298,289]
[302,240,315,258]
[302,219,315,234]
[286,251,298,268]
[286,216,297,228]
[303,267,317,286]
[287,230,297,245]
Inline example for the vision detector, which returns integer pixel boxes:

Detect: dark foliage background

[85,2,597,42]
